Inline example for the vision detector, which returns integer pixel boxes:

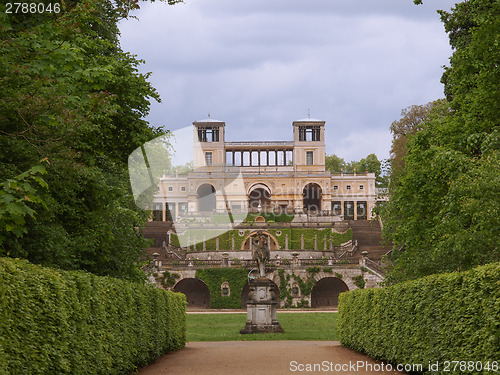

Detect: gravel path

[135,341,406,375]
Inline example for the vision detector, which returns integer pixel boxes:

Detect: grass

[186,312,338,342]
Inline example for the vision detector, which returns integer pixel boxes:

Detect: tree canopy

[0,0,179,281]
[325,153,385,186]
[389,100,444,173]
[382,0,500,284]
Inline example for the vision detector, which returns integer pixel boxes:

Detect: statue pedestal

[240,278,284,334]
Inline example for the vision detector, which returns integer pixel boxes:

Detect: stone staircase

[140,219,392,269]
[349,220,392,263]
[141,222,173,262]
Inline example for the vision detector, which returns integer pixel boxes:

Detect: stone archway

[197,184,216,212]
[173,278,210,308]
[248,183,271,212]
[241,280,280,309]
[241,231,280,250]
[310,277,348,308]
[303,183,322,212]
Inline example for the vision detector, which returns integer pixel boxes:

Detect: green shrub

[0,257,186,375]
[351,275,365,289]
[176,227,351,252]
[244,213,294,223]
[296,299,310,308]
[290,228,352,250]
[338,263,500,373]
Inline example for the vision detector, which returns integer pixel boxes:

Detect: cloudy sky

[119,0,457,163]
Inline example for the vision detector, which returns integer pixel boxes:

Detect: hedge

[0,257,186,375]
[338,263,500,374]
[172,227,352,251]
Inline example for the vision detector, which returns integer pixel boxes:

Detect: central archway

[173,278,210,308]
[197,184,216,212]
[303,183,322,212]
[248,184,271,212]
[311,277,348,308]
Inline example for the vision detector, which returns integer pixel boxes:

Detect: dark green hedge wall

[0,257,186,375]
[172,228,352,252]
[195,268,249,309]
[338,263,500,373]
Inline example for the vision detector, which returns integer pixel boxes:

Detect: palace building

[152,117,377,222]
[140,117,389,309]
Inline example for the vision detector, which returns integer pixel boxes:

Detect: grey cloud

[120,0,454,162]
[196,0,456,20]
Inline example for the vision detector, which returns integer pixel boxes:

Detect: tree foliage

[0,0,179,281]
[325,153,385,186]
[389,100,445,173]
[383,0,500,284]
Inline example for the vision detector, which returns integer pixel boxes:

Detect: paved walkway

[136,341,406,375]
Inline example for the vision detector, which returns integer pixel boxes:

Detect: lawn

[186,312,338,342]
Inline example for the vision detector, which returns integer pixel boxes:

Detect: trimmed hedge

[338,263,500,373]
[172,227,352,251]
[0,257,186,375]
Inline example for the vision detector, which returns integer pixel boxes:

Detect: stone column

[301,234,304,250]
[285,234,289,250]
[232,234,235,250]
[314,235,318,250]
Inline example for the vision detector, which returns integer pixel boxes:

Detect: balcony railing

[161,258,359,270]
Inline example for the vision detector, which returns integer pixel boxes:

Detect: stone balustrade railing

[160,257,358,270]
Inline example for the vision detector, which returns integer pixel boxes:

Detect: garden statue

[241,230,283,334]
[251,230,270,278]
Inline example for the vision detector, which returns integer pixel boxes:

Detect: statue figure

[251,230,270,278]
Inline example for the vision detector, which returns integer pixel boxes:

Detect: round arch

[241,280,280,309]
[241,230,280,251]
[248,183,271,211]
[303,182,322,212]
[310,277,349,308]
[247,183,272,196]
[173,278,210,308]
[197,184,216,212]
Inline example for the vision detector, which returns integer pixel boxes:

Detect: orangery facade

[152,117,377,222]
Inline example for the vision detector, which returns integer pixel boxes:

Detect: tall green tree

[383,0,500,284]
[0,0,180,281]
[389,100,445,173]
[325,154,345,173]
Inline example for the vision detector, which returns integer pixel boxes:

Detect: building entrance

[248,188,271,211]
[311,277,348,307]
[303,183,322,212]
[197,184,216,212]
[173,278,210,308]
